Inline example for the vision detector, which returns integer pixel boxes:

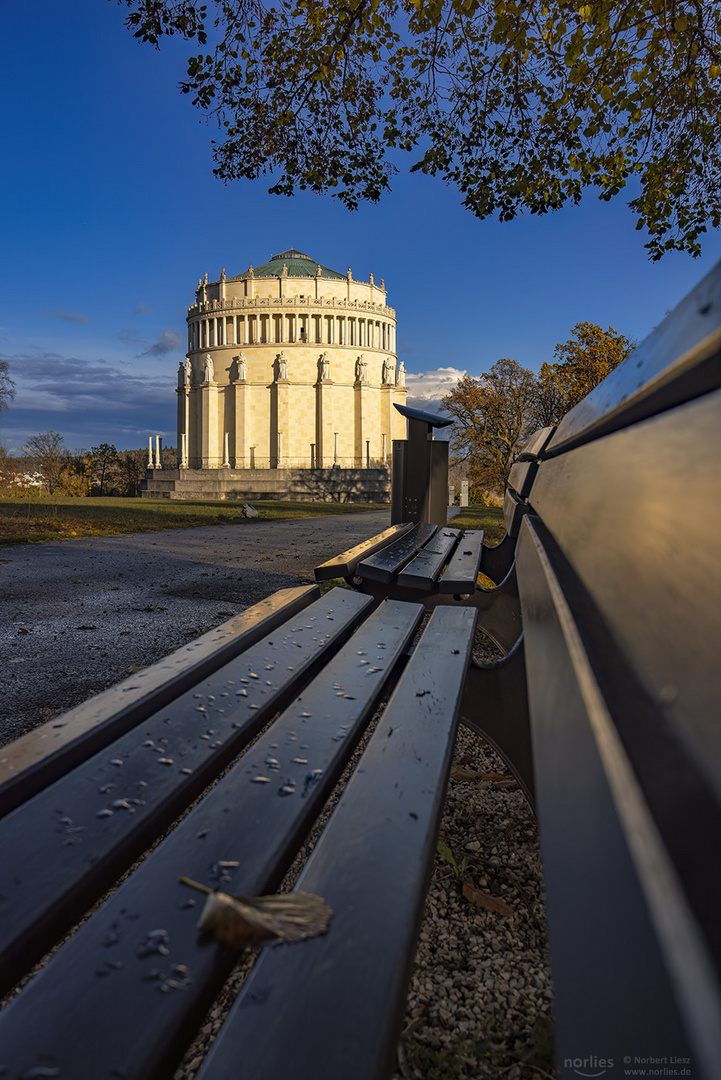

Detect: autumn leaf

[462,879,513,917]
[181,878,333,949]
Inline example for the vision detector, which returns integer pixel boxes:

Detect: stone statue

[203,354,214,383]
[382,358,393,385]
[179,356,192,387]
[278,352,288,380]
[396,361,406,387]
[355,354,367,382]
[229,353,247,381]
[320,352,330,381]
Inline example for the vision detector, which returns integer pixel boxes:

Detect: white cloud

[404,366,466,416]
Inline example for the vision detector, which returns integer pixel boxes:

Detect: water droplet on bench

[137,929,170,958]
[265,756,280,769]
[158,758,174,766]
[96,809,114,818]
[252,776,271,784]
[236,688,248,696]
[110,759,123,767]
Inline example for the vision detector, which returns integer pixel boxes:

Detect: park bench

[0,261,719,1080]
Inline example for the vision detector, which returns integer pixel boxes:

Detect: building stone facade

[177,249,407,473]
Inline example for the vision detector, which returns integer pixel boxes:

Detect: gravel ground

[0,510,393,744]
[0,514,554,1079]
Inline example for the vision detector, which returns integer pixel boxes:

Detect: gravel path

[0,510,392,744]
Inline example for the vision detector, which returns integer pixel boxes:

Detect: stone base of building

[138,467,391,503]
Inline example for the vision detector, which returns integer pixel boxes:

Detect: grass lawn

[0,497,388,545]
[447,505,506,544]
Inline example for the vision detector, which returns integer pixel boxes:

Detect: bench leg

[459,636,535,810]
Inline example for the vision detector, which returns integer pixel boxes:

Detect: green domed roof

[229,249,346,281]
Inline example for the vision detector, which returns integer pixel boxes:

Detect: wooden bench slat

[503,487,527,538]
[529,389,721,801]
[515,516,720,1071]
[396,527,460,591]
[507,460,538,500]
[438,529,484,593]
[519,426,555,460]
[356,521,437,583]
[314,522,414,580]
[0,584,320,819]
[0,599,426,1080]
[194,605,479,1080]
[0,588,374,996]
[545,261,721,456]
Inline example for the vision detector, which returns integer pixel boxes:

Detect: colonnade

[188,310,395,353]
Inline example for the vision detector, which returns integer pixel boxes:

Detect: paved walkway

[0,510,391,744]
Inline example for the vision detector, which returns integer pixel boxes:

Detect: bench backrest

[507,261,721,1076]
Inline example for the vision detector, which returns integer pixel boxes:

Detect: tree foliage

[443,323,634,491]
[119,0,721,257]
[90,443,120,497]
[442,358,538,492]
[532,321,635,424]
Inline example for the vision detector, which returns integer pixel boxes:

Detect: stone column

[315,372,334,469]
[201,382,221,468]
[274,376,290,469]
[154,436,162,470]
[234,378,248,467]
[380,384,394,467]
[354,380,378,467]
[147,436,153,470]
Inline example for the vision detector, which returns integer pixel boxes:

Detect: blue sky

[2,0,720,453]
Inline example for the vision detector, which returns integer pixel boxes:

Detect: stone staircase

[138,467,390,503]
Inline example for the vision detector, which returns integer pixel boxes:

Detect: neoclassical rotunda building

[177,249,407,480]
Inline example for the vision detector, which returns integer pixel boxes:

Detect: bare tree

[20,431,67,495]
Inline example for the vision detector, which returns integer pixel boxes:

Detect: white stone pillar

[461,480,469,507]
[148,436,153,470]
[222,431,230,468]
[154,435,162,470]
[181,433,188,469]
[448,483,454,507]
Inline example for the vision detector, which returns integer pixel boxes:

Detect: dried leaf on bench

[196,889,333,949]
[462,879,513,917]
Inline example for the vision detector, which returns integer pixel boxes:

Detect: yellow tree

[541,322,636,418]
[442,359,537,493]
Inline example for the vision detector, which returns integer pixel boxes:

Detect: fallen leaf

[16,627,30,635]
[126,664,145,674]
[450,766,479,782]
[181,878,332,949]
[462,879,513,917]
